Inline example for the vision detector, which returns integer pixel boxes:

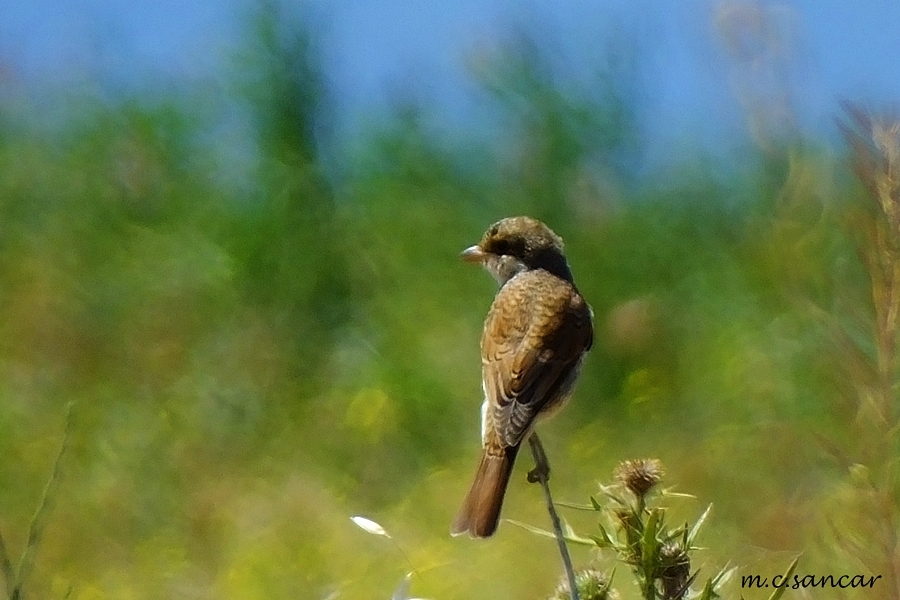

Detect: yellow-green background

[0,4,895,599]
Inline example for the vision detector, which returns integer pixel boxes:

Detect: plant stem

[527,433,579,600]
[11,400,75,600]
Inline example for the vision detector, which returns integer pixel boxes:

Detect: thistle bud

[614,458,664,499]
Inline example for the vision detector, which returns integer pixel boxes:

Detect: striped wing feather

[481,270,593,449]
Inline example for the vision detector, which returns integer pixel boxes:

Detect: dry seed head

[614,459,664,499]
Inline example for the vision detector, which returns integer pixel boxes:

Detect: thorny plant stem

[527,433,579,600]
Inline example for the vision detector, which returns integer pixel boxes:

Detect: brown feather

[482,270,592,447]
[450,445,520,538]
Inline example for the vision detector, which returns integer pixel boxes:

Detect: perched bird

[451,216,593,538]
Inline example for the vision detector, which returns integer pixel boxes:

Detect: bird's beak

[461,245,487,263]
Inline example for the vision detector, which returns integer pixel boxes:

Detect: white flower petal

[350,515,391,538]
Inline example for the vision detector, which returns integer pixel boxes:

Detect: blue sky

[2,0,899,163]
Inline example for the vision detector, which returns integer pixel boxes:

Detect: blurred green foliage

[0,4,895,600]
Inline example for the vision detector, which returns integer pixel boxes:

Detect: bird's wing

[481,272,593,449]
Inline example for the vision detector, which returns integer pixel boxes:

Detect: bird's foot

[527,434,551,483]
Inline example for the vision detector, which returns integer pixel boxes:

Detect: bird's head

[461,216,573,285]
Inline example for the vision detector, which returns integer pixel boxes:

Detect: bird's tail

[450,445,519,538]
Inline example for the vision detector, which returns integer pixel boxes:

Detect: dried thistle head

[614,459,664,499]
[658,542,692,600]
[549,568,618,600]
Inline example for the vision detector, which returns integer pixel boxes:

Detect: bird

[451,216,593,538]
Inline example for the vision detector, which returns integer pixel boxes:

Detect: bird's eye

[493,239,509,254]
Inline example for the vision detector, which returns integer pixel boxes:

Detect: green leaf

[556,500,602,511]
[505,520,596,546]
[664,523,686,543]
[596,483,627,505]
[696,577,718,600]
[619,508,643,549]
[562,518,598,546]
[687,503,713,546]
[591,495,603,511]
[565,533,597,546]
[660,487,697,500]
[710,564,737,588]
[641,508,662,575]
[766,555,800,600]
[599,568,616,596]
[505,519,555,538]
[694,564,735,600]
[591,522,615,548]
